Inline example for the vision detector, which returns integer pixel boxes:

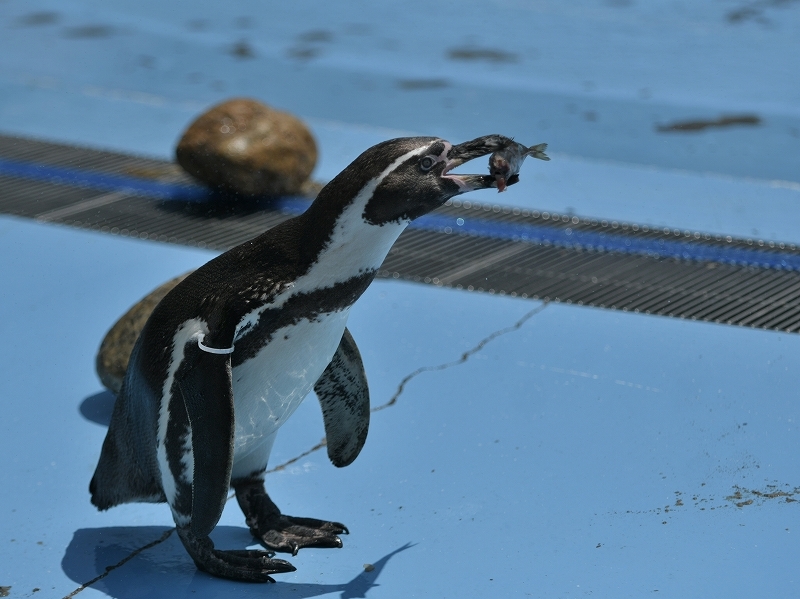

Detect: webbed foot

[235,481,348,556]
[177,525,296,582]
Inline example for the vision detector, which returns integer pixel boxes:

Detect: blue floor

[1,1,799,597]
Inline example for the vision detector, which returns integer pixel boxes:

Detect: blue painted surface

[1,216,799,598]
[1,1,799,597]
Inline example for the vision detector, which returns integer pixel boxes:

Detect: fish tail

[527,143,550,161]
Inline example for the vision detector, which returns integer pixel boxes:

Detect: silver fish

[489,141,550,192]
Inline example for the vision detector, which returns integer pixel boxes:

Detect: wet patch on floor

[342,23,371,36]
[229,40,255,59]
[62,25,116,39]
[287,30,334,62]
[186,19,208,31]
[16,12,60,27]
[656,114,761,133]
[297,29,334,43]
[397,78,450,90]
[726,0,800,24]
[286,46,321,61]
[447,47,518,63]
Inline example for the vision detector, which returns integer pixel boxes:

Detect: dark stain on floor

[343,23,371,36]
[726,0,800,24]
[298,29,334,43]
[62,25,115,39]
[610,482,799,520]
[726,484,800,508]
[287,46,322,61]
[186,19,208,31]
[397,78,450,90]
[656,114,761,133]
[230,39,255,59]
[287,30,334,62]
[447,47,519,63]
[17,11,60,26]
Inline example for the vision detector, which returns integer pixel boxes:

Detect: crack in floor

[65,301,546,596]
[270,301,548,472]
[372,301,549,413]
[61,529,174,599]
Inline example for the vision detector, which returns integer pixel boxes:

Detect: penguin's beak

[441,135,514,192]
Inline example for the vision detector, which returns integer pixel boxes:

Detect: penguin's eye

[419,156,436,171]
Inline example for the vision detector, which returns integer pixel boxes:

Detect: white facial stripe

[390,144,432,173]
[435,141,452,164]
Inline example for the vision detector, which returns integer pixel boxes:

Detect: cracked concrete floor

[2,215,799,598]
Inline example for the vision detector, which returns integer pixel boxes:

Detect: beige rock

[96,272,192,394]
[176,98,317,196]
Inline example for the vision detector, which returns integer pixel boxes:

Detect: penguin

[90,134,516,582]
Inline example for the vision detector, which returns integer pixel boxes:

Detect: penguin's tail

[90,402,166,510]
[90,441,165,510]
[526,143,550,161]
[90,435,138,510]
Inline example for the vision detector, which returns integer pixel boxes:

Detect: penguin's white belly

[229,309,350,475]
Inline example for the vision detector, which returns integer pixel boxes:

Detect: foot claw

[176,526,295,583]
[234,482,349,556]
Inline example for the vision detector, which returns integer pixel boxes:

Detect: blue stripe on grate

[0,156,209,202]
[2,155,797,272]
[411,213,800,272]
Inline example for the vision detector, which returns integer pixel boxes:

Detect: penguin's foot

[257,514,348,556]
[235,481,348,556]
[176,525,296,583]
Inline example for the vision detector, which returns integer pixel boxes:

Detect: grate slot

[1,133,798,333]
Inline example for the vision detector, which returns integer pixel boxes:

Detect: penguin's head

[346,135,513,225]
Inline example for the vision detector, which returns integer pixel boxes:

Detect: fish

[489,141,549,192]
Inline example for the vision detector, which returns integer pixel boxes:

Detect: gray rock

[175,98,317,196]
[96,273,191,394]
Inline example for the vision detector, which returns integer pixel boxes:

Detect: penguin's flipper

[313,327,370,467]
[175,349,298,582]
[175,348,236,537]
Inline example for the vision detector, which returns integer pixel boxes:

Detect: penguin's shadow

[62,525,414,599]
[80,390,116,427]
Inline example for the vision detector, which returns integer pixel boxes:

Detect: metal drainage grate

[1,133,799,333]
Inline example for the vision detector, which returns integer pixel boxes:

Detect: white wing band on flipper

[197,333,235,355]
